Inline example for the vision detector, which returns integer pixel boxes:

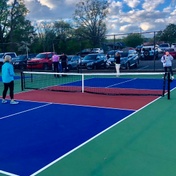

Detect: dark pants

[3,81,14,99]
[164,66,173,77]
[62,62,67,72]
[53,62,59,77]
[53,62,59,72]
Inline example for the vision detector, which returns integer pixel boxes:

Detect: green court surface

[33,89,176,176]
[0,73,176,176]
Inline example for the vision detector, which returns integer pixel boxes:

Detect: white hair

[4,55,12,62]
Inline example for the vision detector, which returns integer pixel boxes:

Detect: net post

[162,73,166,97]
[82,74,84,93]
[21,71,24,91]
[167,72,170,100]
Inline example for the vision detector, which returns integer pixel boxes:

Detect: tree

[0,0,11,52]
[0,0,35,53]
[53,20,74,53]
[123,33,144,48]
[73,0,109,47]
[156,24,176,44]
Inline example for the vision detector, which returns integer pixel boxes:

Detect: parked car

[91,48,104,53]
[67,55,81,70]
[0,52,17,67]
[77,48,104,57]
[106,50,120,59]
[159,43,170,51]
[27,52,56,70]
[140,45,160,60]
[79,53,107,70]
[107,50,139,69]
[160,48,176,59]
[135,45,143,53]
[171,43,176,51]
[12,53,37,69]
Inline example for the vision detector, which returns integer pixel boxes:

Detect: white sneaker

[171,76,174,80]
[10,100,19,105]
[2,99,7,104]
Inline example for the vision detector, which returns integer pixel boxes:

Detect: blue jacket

[2,62,15,83]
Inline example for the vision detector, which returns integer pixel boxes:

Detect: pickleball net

[21,71,169,97]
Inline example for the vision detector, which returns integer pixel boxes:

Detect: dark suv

[12,54,36,69]
[79,53,107,70]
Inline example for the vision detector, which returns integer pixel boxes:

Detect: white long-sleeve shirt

[161,54,173,67]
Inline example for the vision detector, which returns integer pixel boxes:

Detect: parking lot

[75,58,176,73]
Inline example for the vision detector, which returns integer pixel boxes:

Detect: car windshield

[72,56,80,60]
[82,49,91,52]
[159,44,169,47]
[36,54,47,59]
[92,48,100,52]
[83,55,97,60]
[16,55,26,60]
[108,50,117,55]
[0,53,4,58]
[67,56,73,61]
[7,53,16,58]
[121,53,128,57]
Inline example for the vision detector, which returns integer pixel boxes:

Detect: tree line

[0,0,176,55]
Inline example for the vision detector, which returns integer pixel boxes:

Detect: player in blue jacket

[1,55,19,104]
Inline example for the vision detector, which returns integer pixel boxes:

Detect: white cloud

[142,0,165,11]
[108,0,123,14]
[22,0,176,35]
[123,0,140,8]
[38,0,54,9]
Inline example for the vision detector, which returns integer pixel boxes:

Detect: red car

[168,48,176,59]
[27,52,56,70]
[161,48,176,59]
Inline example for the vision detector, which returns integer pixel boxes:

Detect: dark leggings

[164,67,173,78]
[3,81,14,99]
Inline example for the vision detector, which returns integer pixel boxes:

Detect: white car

[140,45,160,60]
[91,48,104,53]
[159,43,170,51]
[0,52,17,66]
[171,43,176,51]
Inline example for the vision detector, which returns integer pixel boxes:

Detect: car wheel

[144,50,150,59]
[20,64,25,70]
[67,65,72,71]
[126,62,130,70]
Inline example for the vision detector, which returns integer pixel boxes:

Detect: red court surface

[15,90,158,110]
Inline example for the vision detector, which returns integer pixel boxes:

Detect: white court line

[0,170,19,176]
[106,78,137,88]
[0,103,52,120]
[14,98,136,112]
[31,94,164,176]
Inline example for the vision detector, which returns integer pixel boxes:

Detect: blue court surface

[0,100,134,176]
[65,77,176,90]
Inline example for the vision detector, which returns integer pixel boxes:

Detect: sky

[13,0,176,36]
